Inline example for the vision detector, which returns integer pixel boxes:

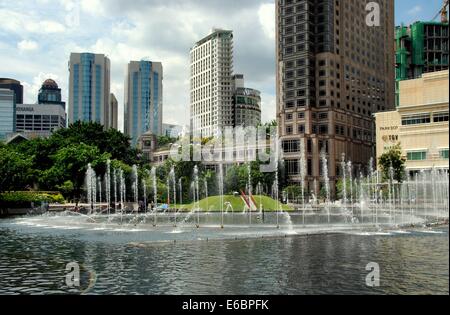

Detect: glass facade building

[0,78,23,104]
[0,89,16,139]
[38,79,65,109]
[125,60,163,145]
[69,53,111,128]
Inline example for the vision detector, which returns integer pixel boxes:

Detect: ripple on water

[0,223,448,295]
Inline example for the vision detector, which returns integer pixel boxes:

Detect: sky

[0,0,444,131]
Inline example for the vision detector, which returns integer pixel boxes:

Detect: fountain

[85,164,97,214]
[132,165,139,211]
[106,160,111,215]
[150,167,157,226]
[299,138,307,225]
[321,149,331,224]
[8,159,448,244]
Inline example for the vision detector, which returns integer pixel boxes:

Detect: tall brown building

[276,0,395,197]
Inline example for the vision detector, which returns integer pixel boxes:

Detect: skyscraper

[109,93,118,130]
[68,53,111,128]
[0,78,23,104]
[125,60,163,145]
[0,88,16,139]
[395,21,449,106]
[190,29,234,137]
[38,79,66,109]
[276,0,395,196]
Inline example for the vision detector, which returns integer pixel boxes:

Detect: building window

[286,125,293,135]
[407,151,427,161]
[283,140,300,153]
[286,160,299,176]
[402,114,431,126]
[440,149,449,160]
[319,125,329,134]
[433,112,449,123]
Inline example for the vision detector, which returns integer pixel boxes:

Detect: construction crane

[432,0,449,23]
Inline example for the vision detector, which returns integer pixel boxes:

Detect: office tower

[276,0,395,196]
[38,79,66,109]
[190,29,234,137]
[232,74,262,128]
[109,93,118,130]
[0,89,16,139]
[15,103,66,138]
[0,78,23,104]
[162,123,183,138]
[395,21,449,106]
[68,53,111,127]
[125,60,163,145]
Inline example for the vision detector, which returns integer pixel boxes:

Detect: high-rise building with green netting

[395,21,449,106]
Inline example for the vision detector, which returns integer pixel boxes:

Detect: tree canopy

[378,143,406,183]
[2,122,140,200]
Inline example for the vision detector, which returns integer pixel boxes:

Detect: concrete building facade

[190,29,234,137]
[68,53,111,127]
[109,93,118,130]
[14,103,66,138]
[375,70,449,172]
[276,0,395,196]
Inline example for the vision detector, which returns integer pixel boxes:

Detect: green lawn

[175,195,292,212]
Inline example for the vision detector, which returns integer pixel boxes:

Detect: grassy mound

[176,195,292,212]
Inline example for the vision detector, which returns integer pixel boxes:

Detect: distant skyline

[0,0,444,131]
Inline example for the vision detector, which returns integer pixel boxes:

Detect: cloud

[258,3,275,41]
[0,9,66,34]
[0,0,277,131]
[407,5,422,15]
[17,40,39,52]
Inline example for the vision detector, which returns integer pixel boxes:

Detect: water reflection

[0,227,448,295]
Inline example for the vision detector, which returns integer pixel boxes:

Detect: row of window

[407,149,450,161]
[402,112,449,126]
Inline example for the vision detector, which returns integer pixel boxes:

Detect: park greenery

[378,143,406,183]
[0,122,282,206]
[1,120,404,207]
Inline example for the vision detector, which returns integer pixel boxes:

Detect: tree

[40,143,110,199]
[157,135,178,148]
[49,121,140,165]
[378,143,406,183]
[0,147,33,192]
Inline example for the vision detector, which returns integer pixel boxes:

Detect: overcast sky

[0,0,442,131]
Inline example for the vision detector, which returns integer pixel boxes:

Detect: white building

[68,53,111,128]
[13,103,66,138]
[190,29,234,137]
[125,60,163,145]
